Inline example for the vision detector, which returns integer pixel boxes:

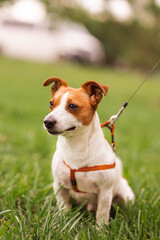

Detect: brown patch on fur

[43,77,109,125]
[43,76,68,97]
[43,76,68,88]
[81,81,109,110]
[65,88,95,125]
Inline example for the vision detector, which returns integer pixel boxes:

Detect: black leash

[102,60,160,151]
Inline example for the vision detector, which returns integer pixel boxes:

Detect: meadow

[0,56,159,239]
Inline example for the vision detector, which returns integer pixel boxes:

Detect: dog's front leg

[53,182,70,210]
[96,188,113,226]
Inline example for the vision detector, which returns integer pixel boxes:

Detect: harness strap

[63,160,116,193]
[101,121,116,152]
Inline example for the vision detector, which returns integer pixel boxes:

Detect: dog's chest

[54,162,106,194]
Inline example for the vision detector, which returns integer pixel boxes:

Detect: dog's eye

[68,103,78,110]
[49,101,54,108]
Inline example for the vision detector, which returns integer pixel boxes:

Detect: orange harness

[63,160,116,193]
[63,121,117,193]
[101,121,116,152]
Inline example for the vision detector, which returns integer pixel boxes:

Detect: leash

[101,60,160,152]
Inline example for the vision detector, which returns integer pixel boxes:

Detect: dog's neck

[57,112,114,169]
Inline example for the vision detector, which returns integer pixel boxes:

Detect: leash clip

[110,102,128,125]
[109,115,118,124]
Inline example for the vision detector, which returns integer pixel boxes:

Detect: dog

[43,76,135,226]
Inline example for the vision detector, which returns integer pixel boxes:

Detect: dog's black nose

[44,119,56,129]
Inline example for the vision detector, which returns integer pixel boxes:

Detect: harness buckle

[71,179,77,186]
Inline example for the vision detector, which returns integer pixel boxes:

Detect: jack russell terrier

[43,77,135,226]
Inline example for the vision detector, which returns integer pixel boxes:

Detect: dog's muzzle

[43,118,76,135]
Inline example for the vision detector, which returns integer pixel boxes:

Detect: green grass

[0,56,160,239]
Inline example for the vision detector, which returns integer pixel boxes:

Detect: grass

[0,56,160,239]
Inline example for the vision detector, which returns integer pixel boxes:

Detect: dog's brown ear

[82,81,109,108]
[43,77,68,94]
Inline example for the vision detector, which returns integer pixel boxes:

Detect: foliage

[61,7,160,69]
[0,56,160,239]
[0,0,14,5]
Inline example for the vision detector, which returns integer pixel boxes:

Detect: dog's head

[43,77,109,136]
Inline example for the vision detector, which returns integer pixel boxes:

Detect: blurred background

[0,1,160,238]
[0,0,160,69]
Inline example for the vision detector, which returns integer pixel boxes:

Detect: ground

[0,56,160,239]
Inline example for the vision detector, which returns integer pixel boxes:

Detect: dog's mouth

[48,126,76,135]
[66,126,76,131]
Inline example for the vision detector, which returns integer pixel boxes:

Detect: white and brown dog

[43,77,135,226]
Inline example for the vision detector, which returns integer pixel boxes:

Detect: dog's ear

[43,77,68,94]
[82,81,109,108]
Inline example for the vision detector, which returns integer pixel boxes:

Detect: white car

[0,17,105,64]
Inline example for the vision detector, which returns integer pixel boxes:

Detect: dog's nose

[44,119,56,129]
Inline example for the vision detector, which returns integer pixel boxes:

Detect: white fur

[44,90,135,226]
